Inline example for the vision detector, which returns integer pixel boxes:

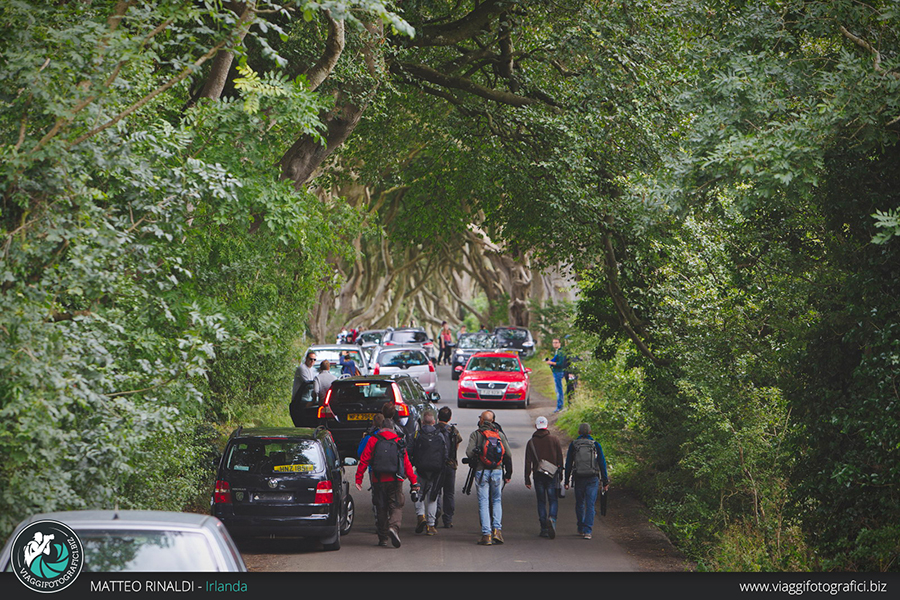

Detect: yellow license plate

[347,413,375,421]
[273,464,314,472]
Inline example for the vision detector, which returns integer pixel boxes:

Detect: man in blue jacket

[564,423,610,540]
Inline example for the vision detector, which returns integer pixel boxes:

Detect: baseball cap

[535,416,548,429]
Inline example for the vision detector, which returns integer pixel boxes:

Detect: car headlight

[522,342,534,347]
[507,380,526,391]
[455,349,464,355]
[459,379,476,390]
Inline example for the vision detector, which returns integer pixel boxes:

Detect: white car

[369,345,439,399]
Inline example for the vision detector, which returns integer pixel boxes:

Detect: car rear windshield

[467,356,521,372]
[78,530,218,571]
[496,328,528,341]
[380,350,428,367]
[459,334,495,349]
[391,330,428,343]
[225,439,325,474]
[312,348,364,366]
[358,332,383,344]
[330,381,394,406]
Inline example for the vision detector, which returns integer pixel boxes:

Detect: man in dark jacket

[411,411,447,536]
[524,416,564,539]
[465,410,512,545]
[355,404,419,548]
[435,406,463,528]
[564,422,610,540]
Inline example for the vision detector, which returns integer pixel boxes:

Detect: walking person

[313,360,336,403]
[546,338,568,413]
[411,411,448,536]
[355,404,419,548]
[438,321,454,365]
[564,423,610,540]
[435,406,463,528]
[524,416,564,539]
[465,410,512,545]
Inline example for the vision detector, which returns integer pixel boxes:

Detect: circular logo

[10,520,84,593]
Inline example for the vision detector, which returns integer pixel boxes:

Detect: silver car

[369,345,439,399]
[305,344,371,377]
[0,510,247,572]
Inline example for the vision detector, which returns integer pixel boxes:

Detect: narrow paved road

[238,364,643,571]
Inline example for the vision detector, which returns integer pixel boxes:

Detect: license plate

[252,493,292,502]
[347,413,375,421]
[479,389,504,397]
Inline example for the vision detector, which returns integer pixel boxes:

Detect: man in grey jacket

[524,416,564,539]
[465,410,512,546]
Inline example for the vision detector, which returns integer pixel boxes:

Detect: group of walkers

[353,403,609,548]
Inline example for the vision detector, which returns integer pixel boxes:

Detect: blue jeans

[553,371,565,410]
[574,475,600,535]
[474,469,503,535]
[533,474,558,529]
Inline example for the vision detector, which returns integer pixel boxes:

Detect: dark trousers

[435,467,457,525]
[372,480,405,540]
[438,346,452,365]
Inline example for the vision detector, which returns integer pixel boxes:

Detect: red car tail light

[391,383,410,417]
[318,388,335,418]
[428,361,435,372]
[314,480,334,504]
[373,363,380,375]
[214,480,232,504]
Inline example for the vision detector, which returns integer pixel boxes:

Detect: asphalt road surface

[238,363,641,572]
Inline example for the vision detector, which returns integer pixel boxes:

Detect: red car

[456,351,532,409]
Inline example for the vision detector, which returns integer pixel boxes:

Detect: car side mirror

[525,367,532,373]
[343,457,358,467]
[454,366,463,372]
[430,391,441,402]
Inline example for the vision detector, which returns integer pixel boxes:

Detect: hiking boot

[548,518,556,540]
[426,525,437,536]
[377,539,389,547]
[477,535,492,546]
[434,508,443,523]
[583,533,592,540]
[442,521,453,529]
[415,515,427,534]
[539,530,549,538]
[491,529,504,544]
[388,528,402,548]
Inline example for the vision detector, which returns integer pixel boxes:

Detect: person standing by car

[290,351,317,426]
[411,411,447,536]
[355,404,419,548]
[564,423,610,540]
[293,350,316,399]
[313,360,337,403]
[339,350,361,377]
[524,416,564,539]
[438,321,454,366]
[466,410,512,545]
[546,338,568,413]
[435,406,462,528]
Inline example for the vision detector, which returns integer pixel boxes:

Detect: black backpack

[370,432,404,476]
[413,425,447,473]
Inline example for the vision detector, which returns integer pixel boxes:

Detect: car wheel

[340,494,355,536]
[517,401,526,409]
[451,371,459,381]
[321,524,341,551]
[457,400,467,409]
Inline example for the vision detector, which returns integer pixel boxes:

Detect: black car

[381,327,437,361]
[211,426,355,551]
[493,326,536,358]
[317,374,435,459]
[451,332,500,380]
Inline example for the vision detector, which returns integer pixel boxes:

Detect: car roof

[231,427,324,440]
[308,344,366,351]
[331,374,414,384]
[376,344,428,352]
[471,351,521,358]
[494,326,530,332]
[13,510,222,529]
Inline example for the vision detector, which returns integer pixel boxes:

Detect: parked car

[304,344,371,377]
[450,332,500,380]
[369,345,438,398]
[317,374,436,459]
[0,510,247,572]
[355,329,389,347]
[493,326,536,358]
[381,327,437,361]
[456,351,532,409]
[211,426,355,551]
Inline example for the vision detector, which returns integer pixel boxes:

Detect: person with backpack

[524,416,564,539]
[435,406,463,528]
[411,411,448,536]
[564,422,610,540]
[465,410,512,546]
[355,404,419,548]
